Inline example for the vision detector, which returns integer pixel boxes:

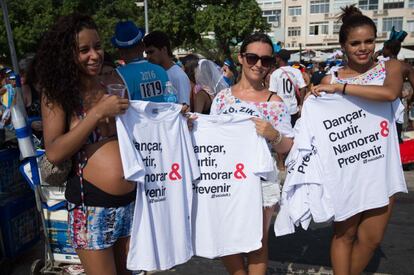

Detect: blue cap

[273,42,282,53]
[111,21,145,49]
[223,59,235,69]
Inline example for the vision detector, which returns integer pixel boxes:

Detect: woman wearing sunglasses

[210,33,294,275]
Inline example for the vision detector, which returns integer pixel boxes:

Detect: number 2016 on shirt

[140,80,163,99]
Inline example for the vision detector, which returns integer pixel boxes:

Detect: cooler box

[0,192,40,258]
[0,148,27,194]
[43,202,79,264]
[400,138,414,165]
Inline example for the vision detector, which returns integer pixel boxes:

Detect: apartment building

[257,0,285,43]
[258,0,414,51]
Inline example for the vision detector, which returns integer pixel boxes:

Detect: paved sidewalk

[149,258,391,275]
[8,170,414,275]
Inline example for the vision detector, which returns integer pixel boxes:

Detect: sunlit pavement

[9,170,414,275]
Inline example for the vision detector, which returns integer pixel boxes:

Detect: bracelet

[342,83,348,95]
[269,131,283,146]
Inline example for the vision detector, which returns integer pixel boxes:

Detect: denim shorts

[68,201,134,250]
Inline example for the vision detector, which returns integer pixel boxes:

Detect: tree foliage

[148,0,202,50]
[0,0,268,64]
[0,0,144,63]
[195,0,270,60]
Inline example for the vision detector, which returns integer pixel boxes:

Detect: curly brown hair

[35,13,98,116]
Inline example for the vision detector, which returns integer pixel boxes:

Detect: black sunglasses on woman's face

[241,53,274,67]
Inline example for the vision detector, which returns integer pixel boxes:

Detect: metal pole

[1,0,35,159]
[0,0,19,75]
[144,0,149,34]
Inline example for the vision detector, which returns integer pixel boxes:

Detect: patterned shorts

[68,202,134,250]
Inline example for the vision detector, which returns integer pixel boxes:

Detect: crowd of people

[0,4,413,275]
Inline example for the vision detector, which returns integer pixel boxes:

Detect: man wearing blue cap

[112,20,169,101]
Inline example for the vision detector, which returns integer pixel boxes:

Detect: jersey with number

[116,101,200,271]
[116,59,169,101]
[296,92,407,221]
[191,114,274,258]
[269,66,306,115]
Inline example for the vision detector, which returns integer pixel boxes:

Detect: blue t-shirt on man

[116,59,169,101]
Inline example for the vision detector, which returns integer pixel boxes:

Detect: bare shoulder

[320,74,332,84]
[268,91,283,103]
[384,59,403,72]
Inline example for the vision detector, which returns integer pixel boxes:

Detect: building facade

[257,0,285,43]
[258,0,414,51]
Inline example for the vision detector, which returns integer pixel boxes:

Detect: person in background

[143,31,191,105]
[36,14,133,275]
[112,21,169,101]
[222,58,238,86]
[269,50,307,127]
[381,39,414,143]
[310,62,327,86]
[401,81,414,131]
[263,60,276,89]
[100,51,117,77]
[19,54,43,141]
[184,57,229,114]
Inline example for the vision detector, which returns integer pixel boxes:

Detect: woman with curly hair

[36,14,133,275]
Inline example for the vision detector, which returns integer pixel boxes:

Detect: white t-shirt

[275,133,334,236]
[269,66,306,115]
[167,64,191,105]
[191,114,275,258]
[296,93,407,221]
[116,101,200,271]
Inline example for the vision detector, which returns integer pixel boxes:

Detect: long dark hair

[35,13,98,116]
[182,54,200,84]
[240,32,274,55]
[338,5,377,45]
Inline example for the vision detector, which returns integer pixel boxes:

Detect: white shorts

[261,179,281,208]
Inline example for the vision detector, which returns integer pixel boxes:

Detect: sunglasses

[241,53,274,67]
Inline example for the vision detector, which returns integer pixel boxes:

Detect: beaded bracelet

[269,131,283,146]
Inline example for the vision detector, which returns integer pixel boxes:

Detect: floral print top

[210,88,294,137]
[330,61,386,86]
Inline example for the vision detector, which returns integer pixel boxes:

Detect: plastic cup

[106,84,126,98]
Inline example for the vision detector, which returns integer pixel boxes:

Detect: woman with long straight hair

[211,32,294,275]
